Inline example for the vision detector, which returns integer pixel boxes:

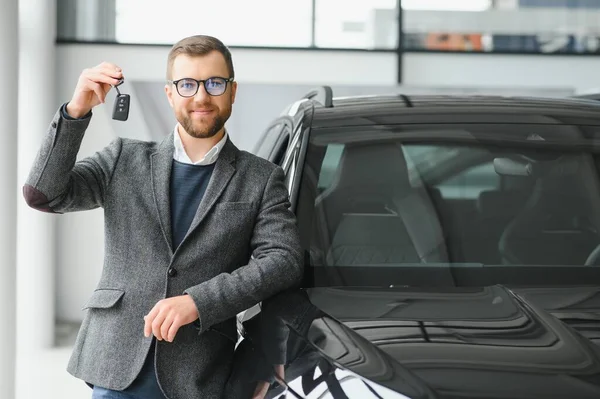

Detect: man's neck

[177,125,225,163]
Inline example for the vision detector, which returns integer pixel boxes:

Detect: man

[23,35,303,399]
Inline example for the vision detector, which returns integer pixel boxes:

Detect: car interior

[307,140,600,270]
[313,142,448,266]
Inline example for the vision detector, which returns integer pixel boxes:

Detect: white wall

[54,43,596,323]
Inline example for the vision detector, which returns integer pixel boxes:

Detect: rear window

[296,123,600,287]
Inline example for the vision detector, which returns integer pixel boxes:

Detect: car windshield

[296,122,600,287]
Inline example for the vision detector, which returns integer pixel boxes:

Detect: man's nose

[193,83,211,102]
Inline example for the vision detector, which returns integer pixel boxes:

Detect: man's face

[165,51,237,139]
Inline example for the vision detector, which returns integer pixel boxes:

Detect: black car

[238,88,600,399]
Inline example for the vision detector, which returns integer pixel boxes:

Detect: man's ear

[165,84,174,108]
[230,81,238,105]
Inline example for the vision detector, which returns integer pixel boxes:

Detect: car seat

[499,155,600,266]
[314,142,448,266]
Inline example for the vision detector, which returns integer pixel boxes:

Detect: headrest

[333,142,411,196]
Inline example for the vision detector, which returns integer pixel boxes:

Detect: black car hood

[302,285,600,399]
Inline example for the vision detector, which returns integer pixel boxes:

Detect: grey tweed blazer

[23,108,303,399]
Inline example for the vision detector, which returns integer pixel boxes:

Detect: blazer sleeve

[184,165,304,334]
[23,105,123,214]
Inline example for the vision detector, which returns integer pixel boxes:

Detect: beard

[177,104,232,139]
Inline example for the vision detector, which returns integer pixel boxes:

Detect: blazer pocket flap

[82,289,125,310]
[215,201,253,210]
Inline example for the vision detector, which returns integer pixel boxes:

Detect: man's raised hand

[66,62,123,118]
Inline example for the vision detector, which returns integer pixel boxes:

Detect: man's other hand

[252,365,285,399]
[143,295,199,342]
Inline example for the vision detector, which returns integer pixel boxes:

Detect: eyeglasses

[168,77,234,97]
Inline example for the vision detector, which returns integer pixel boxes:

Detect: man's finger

[161,314,175,342]
[85,71,123,87]
[95,62,122,75]
[144,304,161,337]
[166,317,182,342]
[143,315,153,338]
[152,310,168,341]
[87,81,105,104]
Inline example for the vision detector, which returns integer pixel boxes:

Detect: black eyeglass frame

[168,76,235,97]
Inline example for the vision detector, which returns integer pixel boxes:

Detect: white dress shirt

[172,125,228,165]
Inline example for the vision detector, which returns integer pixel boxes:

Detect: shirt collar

[173,124,228,165]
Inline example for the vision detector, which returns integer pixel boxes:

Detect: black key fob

[113,94,130,121]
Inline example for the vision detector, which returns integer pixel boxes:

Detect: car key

[112,78,130,121]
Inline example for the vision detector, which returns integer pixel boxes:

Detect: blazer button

[167,267,177,277]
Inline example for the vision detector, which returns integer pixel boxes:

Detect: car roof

[307,94,600,128]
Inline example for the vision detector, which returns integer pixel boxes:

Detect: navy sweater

[170,160,216,249]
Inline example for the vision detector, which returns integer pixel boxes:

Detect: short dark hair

[166,35,234,80]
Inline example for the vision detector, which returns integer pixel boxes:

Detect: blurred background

[1,0,599,397]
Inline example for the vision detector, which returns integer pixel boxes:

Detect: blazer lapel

[179,139,237,247]
[151,132,175,254]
